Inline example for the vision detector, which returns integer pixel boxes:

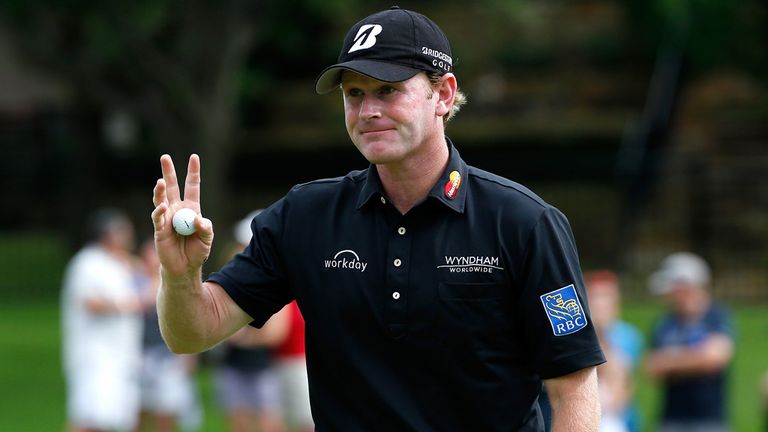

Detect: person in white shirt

[61,208,144,432]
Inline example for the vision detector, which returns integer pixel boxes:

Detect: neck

[376,135,449,214]
[679,293,711,322]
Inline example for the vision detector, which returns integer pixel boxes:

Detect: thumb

[196,216,214,245]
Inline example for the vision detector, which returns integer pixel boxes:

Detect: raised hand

[151,154,214,277]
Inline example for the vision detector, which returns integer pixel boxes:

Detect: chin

[355,138,401,163]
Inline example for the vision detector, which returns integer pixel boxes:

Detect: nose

[358,94,381,120]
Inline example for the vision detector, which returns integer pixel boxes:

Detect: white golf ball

[172,208,198,236]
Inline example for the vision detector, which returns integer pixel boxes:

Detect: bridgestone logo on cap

[348,24,383,53]
[421,47,452,66]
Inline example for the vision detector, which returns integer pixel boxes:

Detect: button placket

[384,216,411,337]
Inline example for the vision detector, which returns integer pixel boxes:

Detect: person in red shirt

[273,301,313,432]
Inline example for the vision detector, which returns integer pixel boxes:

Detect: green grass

[1,299,765,431]
[0,302,66,431]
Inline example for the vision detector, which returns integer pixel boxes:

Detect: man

[645,252,735,432]
[61,208,143,432]
[151,7,604,431]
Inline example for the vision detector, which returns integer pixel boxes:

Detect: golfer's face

[341,71,438,164]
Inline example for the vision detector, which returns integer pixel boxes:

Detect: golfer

[152,7,604,431]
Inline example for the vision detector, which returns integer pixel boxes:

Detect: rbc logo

[540,284,587,336]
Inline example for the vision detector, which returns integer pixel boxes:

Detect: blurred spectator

[213,210,289,432]
[584,270,643,432]
[594,345,630,432]
[272,301,313,432]
[135,238,202,432]
[60,208,143,432]
[232,211,313,432]
[645,252,735,432]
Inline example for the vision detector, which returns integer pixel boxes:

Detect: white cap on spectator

[649,252,711,295]
[234,210,263,246]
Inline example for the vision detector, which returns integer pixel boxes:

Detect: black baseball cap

[314,6,453,94]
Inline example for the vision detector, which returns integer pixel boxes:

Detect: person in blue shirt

[584,270,643,432]
[645,252,734,432]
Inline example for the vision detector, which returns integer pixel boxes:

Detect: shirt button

[393,258,402,267]
[392,292,401,300]
[380,196,386,204]
[397,227,406,235]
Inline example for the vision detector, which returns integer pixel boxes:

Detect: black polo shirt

[208,139,605,432]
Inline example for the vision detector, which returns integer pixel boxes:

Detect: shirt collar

[355,137,468,214]
[355,166,384,210]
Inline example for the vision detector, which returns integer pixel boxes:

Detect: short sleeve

[516,207,605,379]
[207,200,294,327]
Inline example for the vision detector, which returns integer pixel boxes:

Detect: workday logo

[324,249,368,273]
[348,24,383,53]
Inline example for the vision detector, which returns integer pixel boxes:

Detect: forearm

[647,349,716,377]
[85,296,142,315]
[646,336,733,378]
[547,367,601,432]
[550,391,600,432]
[158,269,236,354]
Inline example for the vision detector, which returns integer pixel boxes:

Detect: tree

[1,0,260,228]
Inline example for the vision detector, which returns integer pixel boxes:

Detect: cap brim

[314,60,421,94]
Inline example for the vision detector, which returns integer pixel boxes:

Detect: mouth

[360,128,395,136]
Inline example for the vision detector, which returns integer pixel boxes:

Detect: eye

[345,87,363,97]
[378,86,396,95]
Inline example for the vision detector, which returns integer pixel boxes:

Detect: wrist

[160,267,202,291]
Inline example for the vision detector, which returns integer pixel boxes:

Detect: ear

[435,73,457,118]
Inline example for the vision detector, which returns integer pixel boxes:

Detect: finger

[151,203,168,233]
[160,154,181,205]
[183,154,202,209]
[153,178,167,208]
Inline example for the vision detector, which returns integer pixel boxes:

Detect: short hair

[85,208,131,243]
[426,72,467,124]
[583,270,619,293]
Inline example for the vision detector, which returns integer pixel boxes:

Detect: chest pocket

[439,282,503,301]
[437,282,510,348]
